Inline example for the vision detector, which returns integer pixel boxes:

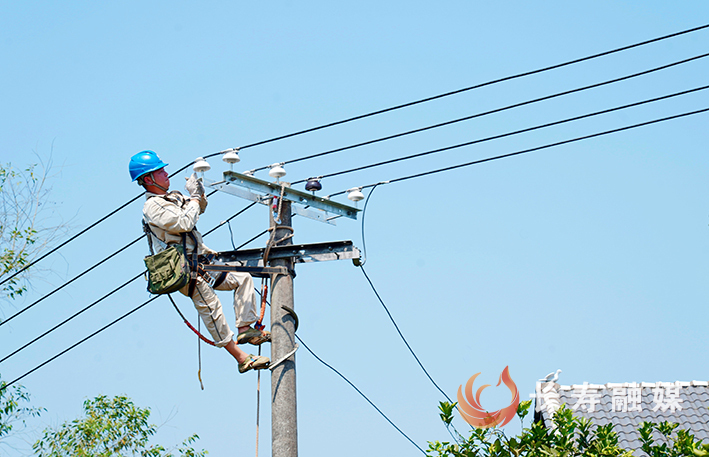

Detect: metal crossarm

[201,264,293,278]
[205,171,360,224]
[216,240,360,265]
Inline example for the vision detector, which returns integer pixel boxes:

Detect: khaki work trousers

[179,268,257,348]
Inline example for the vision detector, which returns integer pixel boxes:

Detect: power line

[0,203,257,366]
[0,271,145,364]
[359,265,454,404]
[355,187,463,445]
[301,84,709,185]
[1,295,160,392]
[295,335,427,455]
[202,201,258,237]
[226,22,709,162]
[234,228,270,251]
[0,190,231,329]
[354,185,452,403]
[0,235,143,328]
[0,195,143,288]
[271,52,709,180]
[2,24,705,287]
[16,104,702,377]
[253,284,427,454]
[328,106,709,197]
[0,187,217,290]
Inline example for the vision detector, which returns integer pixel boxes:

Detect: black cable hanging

[230,22,709,168]
[295,335,427,455]
[355,185,458,414]
[1,295,160,392]
[0,203,258,366]
[327,106,709,198]
[267,52,709,180]
[3,22,705,289]
[28,102,698,378]
[252,285,427,454]
[296,83,709,186]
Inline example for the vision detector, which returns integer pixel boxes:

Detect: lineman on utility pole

[129,150,270,373]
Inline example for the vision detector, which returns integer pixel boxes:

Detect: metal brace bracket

[201,264,295,278]
[269,344,299,371]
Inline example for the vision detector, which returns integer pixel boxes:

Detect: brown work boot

[236,327,271,345]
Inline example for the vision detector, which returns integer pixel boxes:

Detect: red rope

[184,319,216,346]
[166,294,216,346]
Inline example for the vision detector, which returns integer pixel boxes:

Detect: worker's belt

[186,253,229,290]
[181,232,228,299]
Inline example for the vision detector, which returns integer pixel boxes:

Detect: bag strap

[142,220,156,256]
[185,230,200,298]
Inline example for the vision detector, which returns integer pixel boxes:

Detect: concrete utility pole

[205,171,361,457]
[269,199,298,457]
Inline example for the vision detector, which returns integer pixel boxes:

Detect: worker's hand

[198,194,208,214]
[185,173,205,198]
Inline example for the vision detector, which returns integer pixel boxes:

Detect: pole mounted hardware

[205,171,360,225]
[201,167,363,457]
[269,343,299,371]
[216,240,360,265]
[200,264,294,279]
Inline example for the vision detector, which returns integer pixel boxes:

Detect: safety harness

[142,193,224,343]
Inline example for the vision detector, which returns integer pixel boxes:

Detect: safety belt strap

[185,231,199,298]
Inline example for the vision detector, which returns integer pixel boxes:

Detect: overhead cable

[295,335,427,455]
[304,84,709,184]
[355,185,454,403]
[2,23,705,286]
[0,203,257,366]
[253,286,426,454]
[221,22,709,163]
[0,271,145,364]
[328,106,709,197]
[0,195,143,288]
[1,295,160,392]
[286,53,709,183]
[355,187,461,444]
[0,190,230,329]
[0,236,143,328]
[359,266,455,404]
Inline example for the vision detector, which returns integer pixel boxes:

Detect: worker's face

[147,168,170,190]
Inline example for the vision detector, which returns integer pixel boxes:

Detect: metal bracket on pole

[201,264,294,278]
[204,171,360,225]
[216,240,360,266]
[269,344,299,371]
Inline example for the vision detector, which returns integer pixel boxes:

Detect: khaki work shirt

[143,191,215,255]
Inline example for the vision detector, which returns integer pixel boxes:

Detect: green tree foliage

[428,400,709,457]
[0,374,43,448]
[33,395,207,457]
[0,160,70,304]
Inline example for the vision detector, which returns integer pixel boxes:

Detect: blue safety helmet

[129,150,169,182]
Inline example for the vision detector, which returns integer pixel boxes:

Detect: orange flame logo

[457,366,519,428]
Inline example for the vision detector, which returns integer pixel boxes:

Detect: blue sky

[1,1,708,456]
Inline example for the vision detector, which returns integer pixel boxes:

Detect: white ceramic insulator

[223,151,240,164]
[193,157,211,173]
[269,164,286,179]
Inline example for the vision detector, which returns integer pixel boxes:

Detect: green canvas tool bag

[142,221,191,295]
[144,244,190,295]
